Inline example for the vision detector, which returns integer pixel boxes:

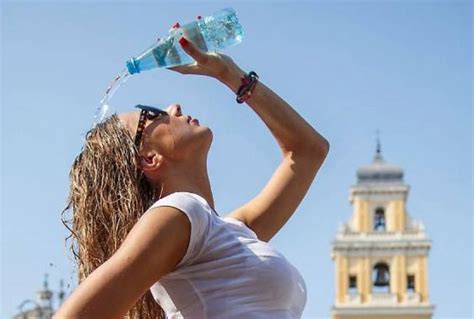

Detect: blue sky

[1,1,472,318]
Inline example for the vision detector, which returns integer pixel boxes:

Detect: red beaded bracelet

[236,71,259,104]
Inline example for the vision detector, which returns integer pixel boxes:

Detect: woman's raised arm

[54,206,191,319]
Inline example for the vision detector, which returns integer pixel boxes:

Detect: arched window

[348,275,357,295]
[374,208,386,231]
[407,274,416,292]
[372,262,390,293]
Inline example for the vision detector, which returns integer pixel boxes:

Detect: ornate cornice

[335,231,429,241]
[349,185,410,203]
[331,233,432,258]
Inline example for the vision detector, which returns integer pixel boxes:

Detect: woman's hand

[168,36,241,83]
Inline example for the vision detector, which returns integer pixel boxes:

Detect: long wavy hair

[61,114,165,318]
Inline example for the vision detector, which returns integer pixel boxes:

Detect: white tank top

[146,192,307,318]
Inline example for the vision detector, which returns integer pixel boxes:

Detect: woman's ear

[140,150,164,173]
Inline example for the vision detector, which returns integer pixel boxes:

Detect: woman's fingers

[178,37,209,64]
[170,22,181,32]
[167,32,232,79]
[168,63,200,75]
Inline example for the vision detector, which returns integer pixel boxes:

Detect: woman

[56,36,329,319]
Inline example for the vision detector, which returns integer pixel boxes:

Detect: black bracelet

[236,71,259,104]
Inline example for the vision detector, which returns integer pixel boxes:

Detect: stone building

[331,141,435,319]
[13,274,64,319]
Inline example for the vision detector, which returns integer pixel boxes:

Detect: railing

[405,292,421,303]
[367,293,397,305]
[336,292,424,307]
[345,293,361,305]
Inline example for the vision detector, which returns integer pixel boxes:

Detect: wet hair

[61,114,165,318]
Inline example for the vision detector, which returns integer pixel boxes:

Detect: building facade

[12,274,64,319]
[331,143,434,319]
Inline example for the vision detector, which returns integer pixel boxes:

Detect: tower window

[372,262,390,293]
[348,275,357,294]
[407,274,415,292]
[374,208,386,231]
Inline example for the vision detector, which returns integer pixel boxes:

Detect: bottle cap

[126,58,140,75]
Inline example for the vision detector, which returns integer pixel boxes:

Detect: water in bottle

[126,7,244,74]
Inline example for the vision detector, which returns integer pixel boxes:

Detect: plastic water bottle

[126,8,244,74]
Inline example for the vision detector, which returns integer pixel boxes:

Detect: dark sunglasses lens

[147,111,166,120]
[146,111,157,120]
[135,105,167,120]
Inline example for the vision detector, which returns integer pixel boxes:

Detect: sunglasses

[134,104,169,148]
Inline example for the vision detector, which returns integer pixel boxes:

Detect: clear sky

[1,1,472,318]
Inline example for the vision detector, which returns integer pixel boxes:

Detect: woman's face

[119,103,213,161]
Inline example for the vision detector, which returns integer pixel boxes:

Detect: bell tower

[331,138,434,319]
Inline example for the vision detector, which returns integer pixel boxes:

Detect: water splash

[93,69,131,126]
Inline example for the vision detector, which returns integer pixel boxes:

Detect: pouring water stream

[93,69,130,126]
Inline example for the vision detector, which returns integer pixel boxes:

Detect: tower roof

[356,135,404,184]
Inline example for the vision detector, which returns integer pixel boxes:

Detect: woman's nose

[168,104,182,116]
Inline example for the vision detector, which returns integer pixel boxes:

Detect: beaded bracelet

[236,71,259,104]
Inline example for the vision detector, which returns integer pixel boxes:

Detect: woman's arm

[54,206,190,319]
[219,64,330,241]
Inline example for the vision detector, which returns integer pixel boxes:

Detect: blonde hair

[61,114,165,318]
